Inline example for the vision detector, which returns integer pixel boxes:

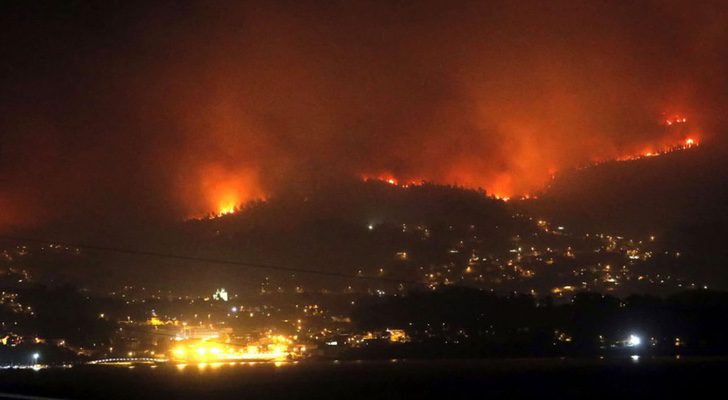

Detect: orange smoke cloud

[182,165,265,219]
[0,1,726,230]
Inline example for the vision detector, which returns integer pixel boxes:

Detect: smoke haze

[1,0,726,232]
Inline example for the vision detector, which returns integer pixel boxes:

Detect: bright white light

[231,307,238,313]
[368,224,374,230]
[631,355,640,362]
[627,334,641,347]
[32,353,39,361]
[213,288,228,302]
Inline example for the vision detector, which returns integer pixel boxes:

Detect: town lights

[170,336,295,364]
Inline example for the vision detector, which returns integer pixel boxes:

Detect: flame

[361,132,701,202]
[192,113,702,216]
[362,172,517,201]
[361,174,424,188]
[185,164,265,219]
[611,134,700,163]
[217,199,239,216]
[663,115,688,126]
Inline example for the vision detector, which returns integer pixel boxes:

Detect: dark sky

[1,0,726,232]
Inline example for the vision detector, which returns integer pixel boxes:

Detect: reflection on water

[173,360,296,373]
[2,357,728,399]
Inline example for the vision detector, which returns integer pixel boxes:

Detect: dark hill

[524,142,728,287]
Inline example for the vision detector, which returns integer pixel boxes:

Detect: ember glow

[614,135,701,163]
[664,115,688,126]
[361,174,425,188]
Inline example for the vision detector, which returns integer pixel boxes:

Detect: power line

[0,235,420,285]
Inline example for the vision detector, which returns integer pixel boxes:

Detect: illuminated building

[169,334,304,364]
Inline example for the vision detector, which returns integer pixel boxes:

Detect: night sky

[1,1,727,232]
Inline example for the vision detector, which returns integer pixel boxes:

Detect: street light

[627,334,641,347]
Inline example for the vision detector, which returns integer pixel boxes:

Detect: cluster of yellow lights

[170,338,293,364]
[175,360,291,371]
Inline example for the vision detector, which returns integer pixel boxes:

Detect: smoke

[1,0,726,231]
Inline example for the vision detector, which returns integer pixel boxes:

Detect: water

[1,357,726,399]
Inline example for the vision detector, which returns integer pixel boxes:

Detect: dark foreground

[1,357,726,399]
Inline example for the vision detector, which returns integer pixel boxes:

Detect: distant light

[368,224,374,230]
[231,307,238,313]
[213,288,228,302]
[557,226,565,231]
[32,353,40,361]
[631,355,640,362]
[627,334,641,347]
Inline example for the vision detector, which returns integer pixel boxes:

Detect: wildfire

[362,173,518,201]
[361,174,423,188]
[616,136,700,162]
[191,113,702,217]
[216,196,240,217]
[186,164,265,219]
[609,112,700,162]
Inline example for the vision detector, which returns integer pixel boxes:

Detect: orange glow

[362,172,517,201]
[186,111,702,216]
[663,114,688,126]
[361,174,425,188]
[360,130,701,201]
[609,133,700,164]
[185,164,266,219]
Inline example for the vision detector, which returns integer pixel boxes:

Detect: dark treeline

[350,286,728,358]
[0,272,119,364]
